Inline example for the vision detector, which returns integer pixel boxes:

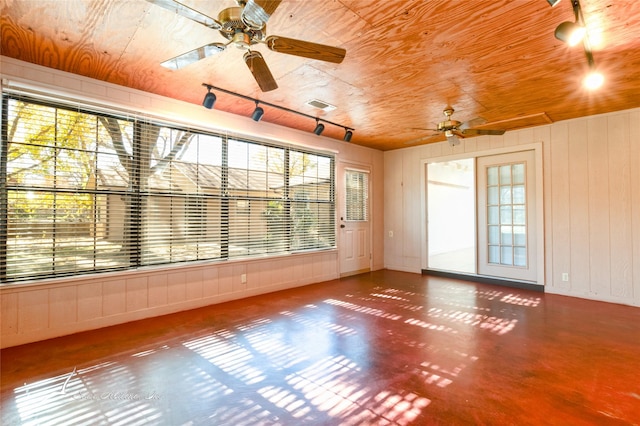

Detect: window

[345,170,368,221]
[1,94,335,283]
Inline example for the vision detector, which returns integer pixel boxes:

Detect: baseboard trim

[421,269,544,292]
[340,268,371,278]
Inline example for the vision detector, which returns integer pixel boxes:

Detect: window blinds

[1,94,336,283]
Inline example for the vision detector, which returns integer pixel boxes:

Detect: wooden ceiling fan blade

[461,128,506,136]
[265,36,346,64]
[459,117,487,130]
[145,0,222,30]
[242,0,282,30]
[244,51,278,92]
[161,43,227,70]
[404,134,444,145]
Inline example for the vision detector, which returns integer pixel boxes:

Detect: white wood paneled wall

[1,253,339,348]
[385,108,640,307]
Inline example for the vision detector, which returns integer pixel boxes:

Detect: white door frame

[420,142,545,286]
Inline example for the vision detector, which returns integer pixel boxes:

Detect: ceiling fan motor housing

[438,119,461,131]
[218,7,265,48]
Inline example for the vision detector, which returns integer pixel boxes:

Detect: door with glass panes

[339,165,371,276]
[477,150,537,282]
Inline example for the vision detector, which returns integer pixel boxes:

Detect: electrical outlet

[562,273,569,282]
[241,274,247,284]
[388,230,393,237]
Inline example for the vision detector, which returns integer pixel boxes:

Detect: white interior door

[477,150,537,282]
[339,164,371,277]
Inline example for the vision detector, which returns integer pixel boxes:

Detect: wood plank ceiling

[2,0,639,151]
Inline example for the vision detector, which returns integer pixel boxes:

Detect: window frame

[1,93,336,283]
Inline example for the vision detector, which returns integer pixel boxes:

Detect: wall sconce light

[343,129,353,142]
[251,102,264,121]
[202,86,217,109]
[313,120,325,136]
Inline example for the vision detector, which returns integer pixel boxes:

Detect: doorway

[426,148,541,284]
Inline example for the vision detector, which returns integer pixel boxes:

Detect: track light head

[583,69,604,90]
[252,104,264,121]
[313,121,325,136]
[202,87,216,109]
[343,129,353,142]
[555,21,586,46]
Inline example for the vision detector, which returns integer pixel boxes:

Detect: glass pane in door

[345,170,368,221]
[486,162,527,267]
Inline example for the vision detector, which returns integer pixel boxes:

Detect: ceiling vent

[305,99,336,112]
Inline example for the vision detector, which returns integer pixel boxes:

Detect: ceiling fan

[145,0,346,92]
[407,106,506,146]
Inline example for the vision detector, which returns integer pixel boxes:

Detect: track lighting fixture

[200,83,353,140]
[251,102,264,121]
[554,0,585,46]
[313,120,325,136]
[583,50,604,90]
[551,0,604,90]
[554,21,585,46]
[583,70,604,90]
[546,0,561,7]
[202,86,216,109]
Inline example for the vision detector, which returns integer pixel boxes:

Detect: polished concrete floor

[2,270,640,425]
